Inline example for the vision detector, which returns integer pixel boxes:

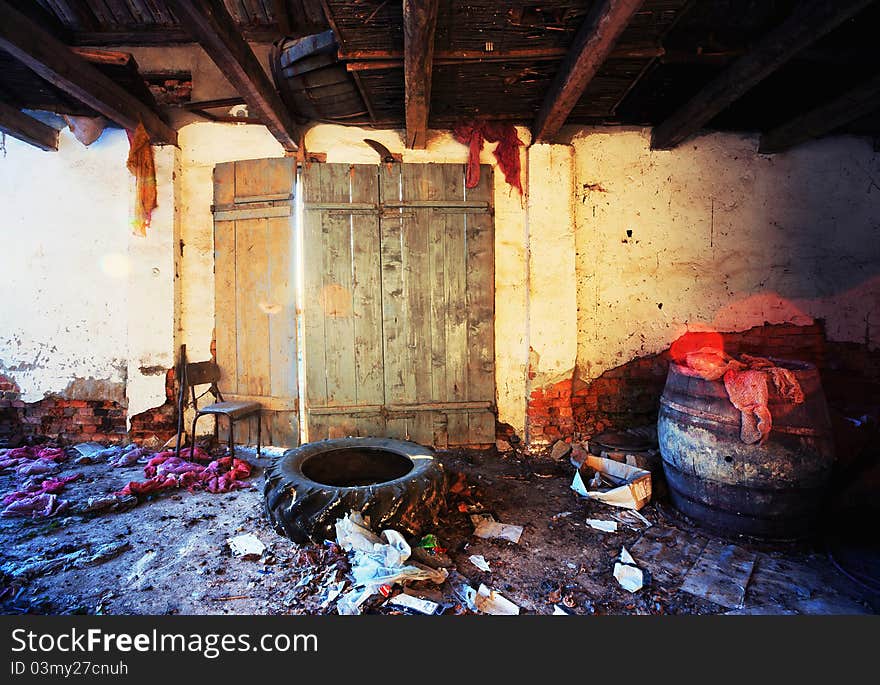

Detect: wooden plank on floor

[680,538,758,610]
[630,525,710,587]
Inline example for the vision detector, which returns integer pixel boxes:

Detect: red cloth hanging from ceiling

[453,120,524,195]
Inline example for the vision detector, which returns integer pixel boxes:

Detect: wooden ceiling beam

[0,101,58,151]
[759,73,880,154]
[651,0,875,150]
[71,27,283,46]
[403,0,439,149]
[532,0,644,143]
[272,0,294,36]
[164,0,298,152]
[0,1,176,145]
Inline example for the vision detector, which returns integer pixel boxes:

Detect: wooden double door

[213,159,495,448]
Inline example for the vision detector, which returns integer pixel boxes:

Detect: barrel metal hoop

[660,397,824,437]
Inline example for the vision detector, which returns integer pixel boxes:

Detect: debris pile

[117,451,253,498]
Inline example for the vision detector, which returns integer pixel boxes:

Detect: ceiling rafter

[532,0,645,143]
[651,0,875,150]
[164,0,299,152]
[0,0,176,144]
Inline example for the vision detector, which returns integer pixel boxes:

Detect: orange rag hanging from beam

[126,122,157,236]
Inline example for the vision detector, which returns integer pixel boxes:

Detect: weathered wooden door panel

[213,158,299,447]
[379,164,495,446]
[303,162,495,446]
[302,163,386,440]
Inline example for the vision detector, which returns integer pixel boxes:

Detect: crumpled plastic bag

[335,513,448,615]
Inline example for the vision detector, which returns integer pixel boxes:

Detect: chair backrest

[186,360,223,408]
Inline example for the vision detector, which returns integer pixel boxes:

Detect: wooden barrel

[271,30,367,122]
[658,359,834,539]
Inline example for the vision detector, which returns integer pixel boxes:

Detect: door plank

[235,218,271,398]
[401,164,433,404]
[302,164,329,411]
[380,166,409,406]
[351,165,385,408]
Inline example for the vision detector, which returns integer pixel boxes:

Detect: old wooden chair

[186,360,261,459]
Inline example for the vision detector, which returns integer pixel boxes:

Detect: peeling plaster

[572,128,880,383]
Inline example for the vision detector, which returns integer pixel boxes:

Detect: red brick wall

[128,368,178,443]
[0,369,177,446]
[526,321,878,446]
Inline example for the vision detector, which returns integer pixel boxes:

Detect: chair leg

[256,411,261,458]
[190,413,201,461]
[228,416,235,458]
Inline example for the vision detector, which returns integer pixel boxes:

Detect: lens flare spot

[100,253,131,279]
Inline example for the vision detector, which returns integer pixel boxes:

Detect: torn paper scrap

[475,584,520,615]
[469,554,491,572]
[614,546,644,592]
[226,533,266,560]
[470,514,524,544]
[586,519,618,532]
[571,470,589,497]
[614,562,644,592]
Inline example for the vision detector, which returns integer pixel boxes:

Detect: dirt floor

[0,441,877,616]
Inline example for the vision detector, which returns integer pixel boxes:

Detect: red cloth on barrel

[453,121,524,195]
[683,348,804,444]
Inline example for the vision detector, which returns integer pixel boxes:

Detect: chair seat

[197,401,261,419]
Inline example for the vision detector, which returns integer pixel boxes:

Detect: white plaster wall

[0,127,175,419]
[573,128,880,382]
[526,144,577,390]
[176,122,531,433]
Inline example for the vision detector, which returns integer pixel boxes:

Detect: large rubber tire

[264,437,446,544]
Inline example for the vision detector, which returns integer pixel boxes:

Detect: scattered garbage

[386,593,441,615]
[107,446,151,468]
[0,446,67,473]
[117,452,252,498]
[416,533,446,555]
[553,605,572,615]
[571,454,651,510]
[80,493,137,514]
[470,513,524,543]
[610,509,652,530]
[469,554,491,572]
[473,584,520,615]
[550,440,572,461]
[1,493,69,518]
[71,442,105,458]
[551,511,573,521]
[334,513,448,615]
[613,547,645,593]
[0,541,130,581]
[586,518,618,533]
[227,533,266,560]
